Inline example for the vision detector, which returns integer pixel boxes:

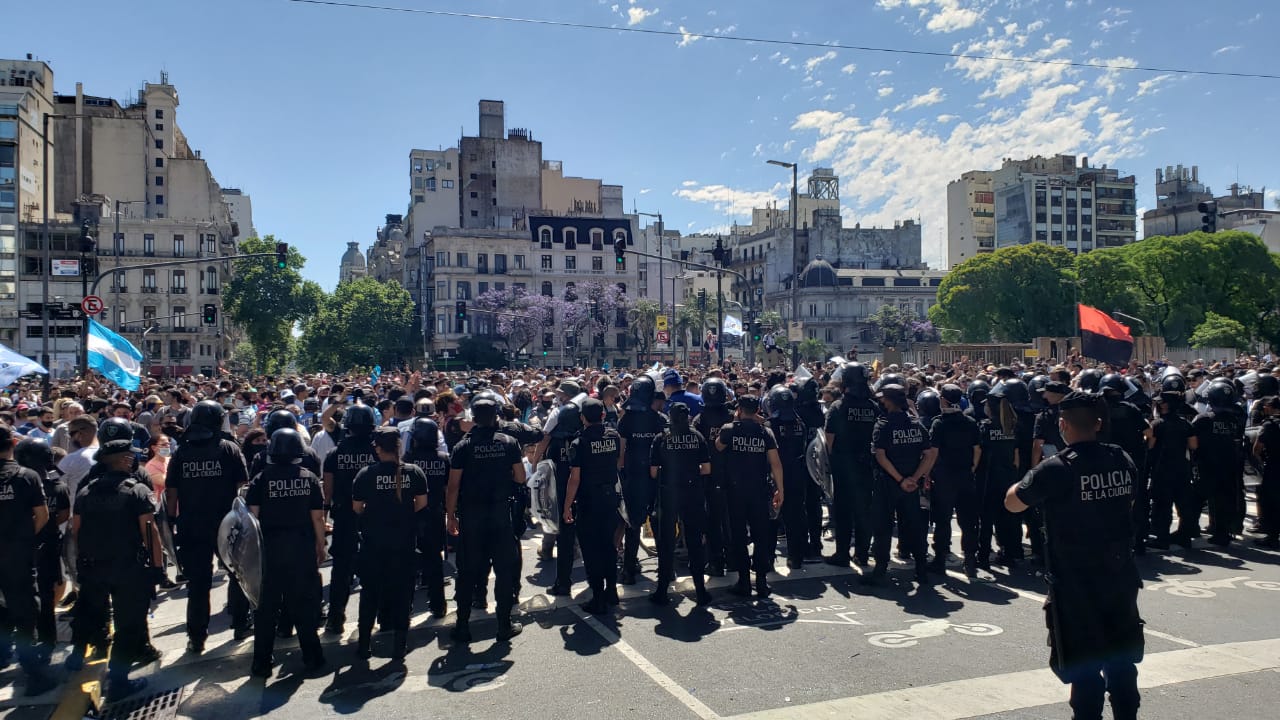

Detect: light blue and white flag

[722,315,745,336]
[0,343,47,387]
[87,319,144,390]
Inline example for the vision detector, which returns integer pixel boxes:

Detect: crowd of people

[0,354,1276,716]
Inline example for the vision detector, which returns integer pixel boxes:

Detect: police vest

[460,431,517,507]
[331,436,377,507]
[1043,443,1135,567]
[77,477,145,568]
[256,465,317,534]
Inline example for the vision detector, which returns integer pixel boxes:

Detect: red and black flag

[1078,304,1133,367]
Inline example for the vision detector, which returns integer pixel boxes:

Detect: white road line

[569,604,723,720]
[943,568,1202,648]
[728,637,1280,720]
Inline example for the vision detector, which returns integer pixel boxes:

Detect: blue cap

[663,369,682,387]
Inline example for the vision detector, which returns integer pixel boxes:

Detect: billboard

[51,259,81,276]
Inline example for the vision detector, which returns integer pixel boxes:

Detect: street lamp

[767,159,799,365]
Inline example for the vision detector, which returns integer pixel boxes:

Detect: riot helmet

[967,379,991,405]
[1099,373,1128,396]
[265,409,298,437]
[186,400,225,441]
[767,385,797,421]
[840,363,871,398]
[266,428,306,465]
[915,389,941,420]
[700,378,729,408]
[1206,379,1238,408]
[14,438,56,474]
[626,375,656,412]
[471,392,500,426]
[342,404,377,435]
[1076,368,1103,393]
[409,418,440,456]
[96,417,136,458]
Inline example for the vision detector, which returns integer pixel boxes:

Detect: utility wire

[285,0,1280,81]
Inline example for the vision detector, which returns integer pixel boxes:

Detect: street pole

[789,162,798,367]
[716,268,725,366]
[40,113,51,387]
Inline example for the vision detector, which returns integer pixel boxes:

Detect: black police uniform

[546,402,582,593]
[870,411,931,578]
[618,407,667,581]
[322,435,377,628]
[1193,406,1247,546]
[406,446,450,615]
[824,393,879,564]
[771,411,810,567]
[249,445,322,480]
[927,411,982,571]
[1009,407,1041,561]
[167,435,250,643]
[35,472,70,655]
[352,460,427,659]
[796,389,827,556]
[490,418,543,605]
[1033,404,1065,460]
[978,414,1019,566]
[720,419,779,581]
[1148,412,1196,546]
[72,469,155,688]
[1256,416,1280,544]
[569,422,623,603]
[450,427,523,630]
[1102,396,1151,552]
[1014,441,1144,720]
[245,463,325,670]
[0,459,47,674]
[649,426,712,598]
[694,402,734,574]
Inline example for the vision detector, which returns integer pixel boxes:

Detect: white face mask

[158,446,172,457]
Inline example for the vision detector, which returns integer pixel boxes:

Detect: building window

[470,210,478,217]
[155,194,164,205]
[173,234,184,257]
[477,281,488,295]
[591,229,604,251]
[425,178,436,191]
[442,180,454,189]
[565,255,576,270]
[155,109,164,119]
[564,282,577,301]
[541,281,553,297]
[204,234,217,254]
[435,251,447,267]
[541,255,553,270]
[514,282,527,293]
[592,256,603,271]
[155,157,164,168]
[469,173,478,180]
[477,253,488,274]
[172,270,187,292]
[143,270,157,289]
[155,139,163,150]
[616,283,626,295]
[155,176,164,187]
[143,234,155,255]
[436,280,448,300]
[514,254,525,270]
[470,191,478,199]
[564,228,577,249]
[173,306,186,327]
[494,282,504,292]
[456,252,468,267]
[539,227,553,248]
[456,281,471,300]
[154,123,163,132]
[494,254,507,274]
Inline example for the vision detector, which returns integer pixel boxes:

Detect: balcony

[141,286,159,294]
[203,287,219,295]
[170,287,188,295]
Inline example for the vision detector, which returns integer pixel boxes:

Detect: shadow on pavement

[317,660,406,713]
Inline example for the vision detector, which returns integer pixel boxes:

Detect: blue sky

[25,0,1279,289]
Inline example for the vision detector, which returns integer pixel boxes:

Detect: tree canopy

[223,235,321,373]
[297,277,415,372]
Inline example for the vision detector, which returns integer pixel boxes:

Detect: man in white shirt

[56,417,100,505]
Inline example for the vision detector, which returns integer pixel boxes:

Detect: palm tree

[798,337,828,362]
[627,298,661,365]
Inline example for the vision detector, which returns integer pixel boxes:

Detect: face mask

[40,421,53,428]
[541,401,553,410]
[158,447,172,457]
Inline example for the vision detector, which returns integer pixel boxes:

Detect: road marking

[569,604,722,720]
[729,637,1280,720]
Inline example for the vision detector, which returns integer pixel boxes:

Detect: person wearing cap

[715,394,785,598]
[0,426,57,696]
[447,392,526,642]
[663,369,704,418]
[165,401,252,653]
[1030,381,1071,467]
[245,429,327,678]
[869,384,936,586]
[1148,391,1199,550]
[925,385,982,577]
[562,398,624,614]
[1006,391,1144,720]
[351,428,427,664]
[68,419,164,700]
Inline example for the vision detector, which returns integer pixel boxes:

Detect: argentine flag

[88,319,144,390]
[722,315,745,337]
[0,343,47,387]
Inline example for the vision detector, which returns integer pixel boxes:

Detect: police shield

[528,459,560,535]
[155,501,183,575]
[216,496,264,609]
[62,532,78,587]
[806,428,834,502]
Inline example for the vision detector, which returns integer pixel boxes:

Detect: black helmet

[409,418,439,455]
[267,428,306,465]
[343,404,377,435]
[473,389,505,407]
[915,389,941,419]
[1256,374,1280,398]
[1206,379,1237,408]
[875,373,906,392]
[14,438,56,473]
[967,379,991,404]
[991,378,1030,410]
[265,409,298,437]
[627,375,656,412]
[767,385,797,420]
[700,378,729,408]
[97,417,136,457]
[1100,373,1127,396]
[840,363,871,398]
[796,378,819,405]
[186,400,225,441]
[876,383,908,407]
[1077,368,1103,393]
[471,392,500,426]
[1161,373,1187,393]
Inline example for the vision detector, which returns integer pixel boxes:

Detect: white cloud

[841,63,858,74]
[677,26,700,47]
[876,0,982,33]
[1212,45,1242,56]
[878,86,896,97]
[673,181,789,217]
[936,114,958,122]
[638,188,652,195]
[1098,18,1128,32]
[871,69,894,77]
[804,51,838,74]
[627,6,657,25]
[1135,73,1173,97]
[894,87,946,111]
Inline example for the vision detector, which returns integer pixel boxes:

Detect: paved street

[2,491,1278,720]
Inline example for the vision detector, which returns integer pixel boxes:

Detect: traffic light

[751,320,762,343]
[697,288,708,311]
[713,235,726,266]
[614,237,626,264]
[78,223,96,254]
[1198,200,1217,233]
[202,303,218,326]
[274,242,289,269]
[455,301,467,320]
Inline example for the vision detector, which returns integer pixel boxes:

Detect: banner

[1078,304,1133,367]
[722,314,744,336]
[0,343,48,387]
[88,319,144,391]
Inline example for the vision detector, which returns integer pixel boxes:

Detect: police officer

[1147,391,1198,550]
[249,409,322,478]
[824,363,879,567]
[716,395,784,597]
[695,378,734,576]
[0,426,55,696]
[998,378,1042,563]
[649,402,713,605]
[1193,380,1247,548]
[352,428,427,663]
[70,419,164,700]
[978,388,1020,569]
[535,381,584,596]
[321,404,377,634]
[447,393,526,642]
[1100,374,1152,554]
[965,380,991,423]
[1252,396,1280,549]
[563,399,624,614]
[618,375,667,585]
[404,417,449,617]
[794,378,826,560]
[1006,391,1144,720]
[245,429,326,677]
[165,400,250,653]
[769,385,810,570]
[927,384,982,577]
[869,384,936,585]
[13,438,70,661]
[1031,381,1071,467]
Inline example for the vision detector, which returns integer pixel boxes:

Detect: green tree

[798,337,828,362]
[1189,312,1251,351]
[298,277,415,372]
[759,310,783,332]
[931,244,1079,342]
[627,297,662,363]
[223,235,321,373]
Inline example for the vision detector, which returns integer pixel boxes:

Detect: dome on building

[799,257,838,288]
[387,227,407,243]
[341,241,366,268]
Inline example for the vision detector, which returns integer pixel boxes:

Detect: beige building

[945,170,996,268]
